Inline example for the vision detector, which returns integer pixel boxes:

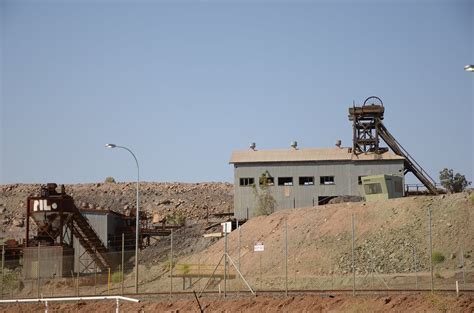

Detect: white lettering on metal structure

[33,200,58,212]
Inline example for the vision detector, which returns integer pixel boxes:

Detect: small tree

[439,168,471,193]
[253,172,276,216]
[104,176,116,183]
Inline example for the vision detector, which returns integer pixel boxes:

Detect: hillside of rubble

[0,182,233,240]
[131,191,473,293]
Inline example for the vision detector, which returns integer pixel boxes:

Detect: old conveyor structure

[349,96,439,194]
[25,184,116,271]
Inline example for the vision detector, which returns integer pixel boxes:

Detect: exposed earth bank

[0,294,472,313]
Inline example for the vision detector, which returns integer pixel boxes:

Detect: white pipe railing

[0,295,140,313]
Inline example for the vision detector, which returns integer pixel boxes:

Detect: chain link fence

[1,205,472,299]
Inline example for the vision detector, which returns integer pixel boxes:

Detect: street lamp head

[105,143,117,148]
[464,65,474,72]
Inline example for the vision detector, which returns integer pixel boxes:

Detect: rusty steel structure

[23,183,181,277]
[25,183,117,272]
[349,96,439,194]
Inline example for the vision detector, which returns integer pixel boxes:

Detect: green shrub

[2,270,20,291]
[111,271,123,283]
[165,212,186,225]
[104,176,116,183]
[432,251,445,265]
[469,193,474,204]
[162,258,175,272]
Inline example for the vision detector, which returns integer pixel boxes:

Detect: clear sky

[0,0,473,185]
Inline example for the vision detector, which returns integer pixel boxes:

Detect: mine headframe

[348,96,439,194]
[348,96,388,154]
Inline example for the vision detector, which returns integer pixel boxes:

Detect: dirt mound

[180,192,473,278]
[0,182,233,240]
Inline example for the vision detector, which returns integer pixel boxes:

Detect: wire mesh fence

[1,205,472,300]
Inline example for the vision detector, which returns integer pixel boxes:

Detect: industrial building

[230,144,404,219]
[230,97,439,219]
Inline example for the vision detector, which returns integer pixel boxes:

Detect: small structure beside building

[361,174,404,201]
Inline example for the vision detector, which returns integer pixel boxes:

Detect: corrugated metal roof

[229,147,404,164]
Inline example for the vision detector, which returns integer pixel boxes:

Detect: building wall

[233,160,404,219]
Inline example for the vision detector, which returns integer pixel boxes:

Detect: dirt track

[0,294,473,312]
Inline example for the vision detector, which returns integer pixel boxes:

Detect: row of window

[239,176,336,187]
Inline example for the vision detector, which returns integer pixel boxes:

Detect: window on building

[259,176,274,186]
[278,177,293,186]
[320,176,335,185]
[239,177,254,186]
[299,176,314,186]
[364,183,382,195]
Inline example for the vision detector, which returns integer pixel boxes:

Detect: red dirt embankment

[0,293,472,313]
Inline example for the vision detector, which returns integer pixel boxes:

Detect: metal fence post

[461,246,466,287]
[37,242,40,298]
[238,222,241,295]
[94,262,97,295]
[259,253,262,292]
[77,271,80,296]
[351,213,356,296]
[428,207,434,293]
[224,226,228,298]
[1,244,4,299]
[170,230,173,300]
[238,221,241,273]
[122,233,125,295]
[413,246,418,290]
[285,218,288,297]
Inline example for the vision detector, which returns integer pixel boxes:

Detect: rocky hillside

[177,191,473,278]
[0,182,233,239]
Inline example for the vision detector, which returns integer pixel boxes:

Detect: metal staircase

[71,210,115,271]
[376,123,439,194]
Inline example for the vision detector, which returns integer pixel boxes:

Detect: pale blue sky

[1,0,473,184]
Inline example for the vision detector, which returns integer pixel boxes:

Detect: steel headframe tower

[348,96,388,155]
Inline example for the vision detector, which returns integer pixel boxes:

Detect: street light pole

[105,143,140,294]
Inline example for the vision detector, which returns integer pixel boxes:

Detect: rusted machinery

[23,183,181,277]
[349,96,439,194]
[24,183,120,277]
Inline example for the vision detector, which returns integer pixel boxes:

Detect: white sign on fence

[254,242,264,252]
[221,222,232,233]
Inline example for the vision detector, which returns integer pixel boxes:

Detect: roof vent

[335,139,342,148]
[291,141,298,150]
[249,142,257,151]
